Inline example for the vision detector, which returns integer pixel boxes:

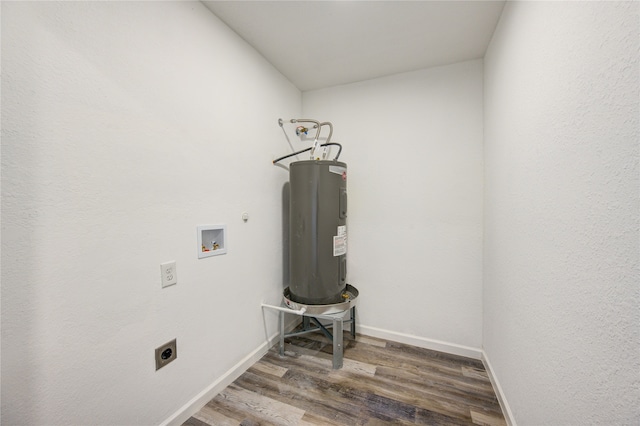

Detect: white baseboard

[161,316,300,426]
[358,325,483,360]
[481,350,516,426]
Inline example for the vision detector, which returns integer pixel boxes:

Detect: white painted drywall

[483,2,639,424]
[1,2,300,424]
[303,60,484,350]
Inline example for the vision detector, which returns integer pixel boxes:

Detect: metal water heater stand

[262,284,359,369]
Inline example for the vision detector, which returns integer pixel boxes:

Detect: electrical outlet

[155,338,177,370]
[160,261,177,288]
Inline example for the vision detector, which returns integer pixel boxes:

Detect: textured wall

[303,60,484,351]
[483,2,639,424]
[1,2,300,424]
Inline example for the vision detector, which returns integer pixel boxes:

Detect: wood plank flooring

[183,330,506,425]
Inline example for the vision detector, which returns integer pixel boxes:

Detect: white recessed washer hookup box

[197,225,227,258]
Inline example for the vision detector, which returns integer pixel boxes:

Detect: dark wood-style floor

[183,330,506,425]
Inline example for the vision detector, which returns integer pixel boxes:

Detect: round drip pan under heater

[283,284,359,315]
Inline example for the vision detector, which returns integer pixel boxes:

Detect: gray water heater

[289,160,348,305]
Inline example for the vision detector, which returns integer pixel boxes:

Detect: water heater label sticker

[337,226,346,236]
[333,236,347,256]
[333,231,347,257]
[329,166,346,176]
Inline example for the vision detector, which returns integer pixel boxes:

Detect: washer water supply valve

[202,240,220,252]
[197,225,227,259]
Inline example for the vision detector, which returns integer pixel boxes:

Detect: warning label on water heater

[333,226,347,256]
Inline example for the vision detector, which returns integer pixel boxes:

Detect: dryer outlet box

[155,339,177,370]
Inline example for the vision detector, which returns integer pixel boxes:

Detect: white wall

[1,2,300,425]
[303,60,484,353]
[483,2,639,424]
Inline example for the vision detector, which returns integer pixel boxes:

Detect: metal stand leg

[279,310,285,356]
[333,316,343,369]
[350,306,356,337]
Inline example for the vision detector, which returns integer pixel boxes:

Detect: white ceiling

[203,1,506,91]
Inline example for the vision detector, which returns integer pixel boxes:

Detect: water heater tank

[289,160,348,304]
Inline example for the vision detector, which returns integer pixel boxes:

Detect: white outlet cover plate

[160,261,177,288]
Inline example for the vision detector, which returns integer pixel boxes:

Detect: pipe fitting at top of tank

[274,118,341,164]
[289,119,333,160]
